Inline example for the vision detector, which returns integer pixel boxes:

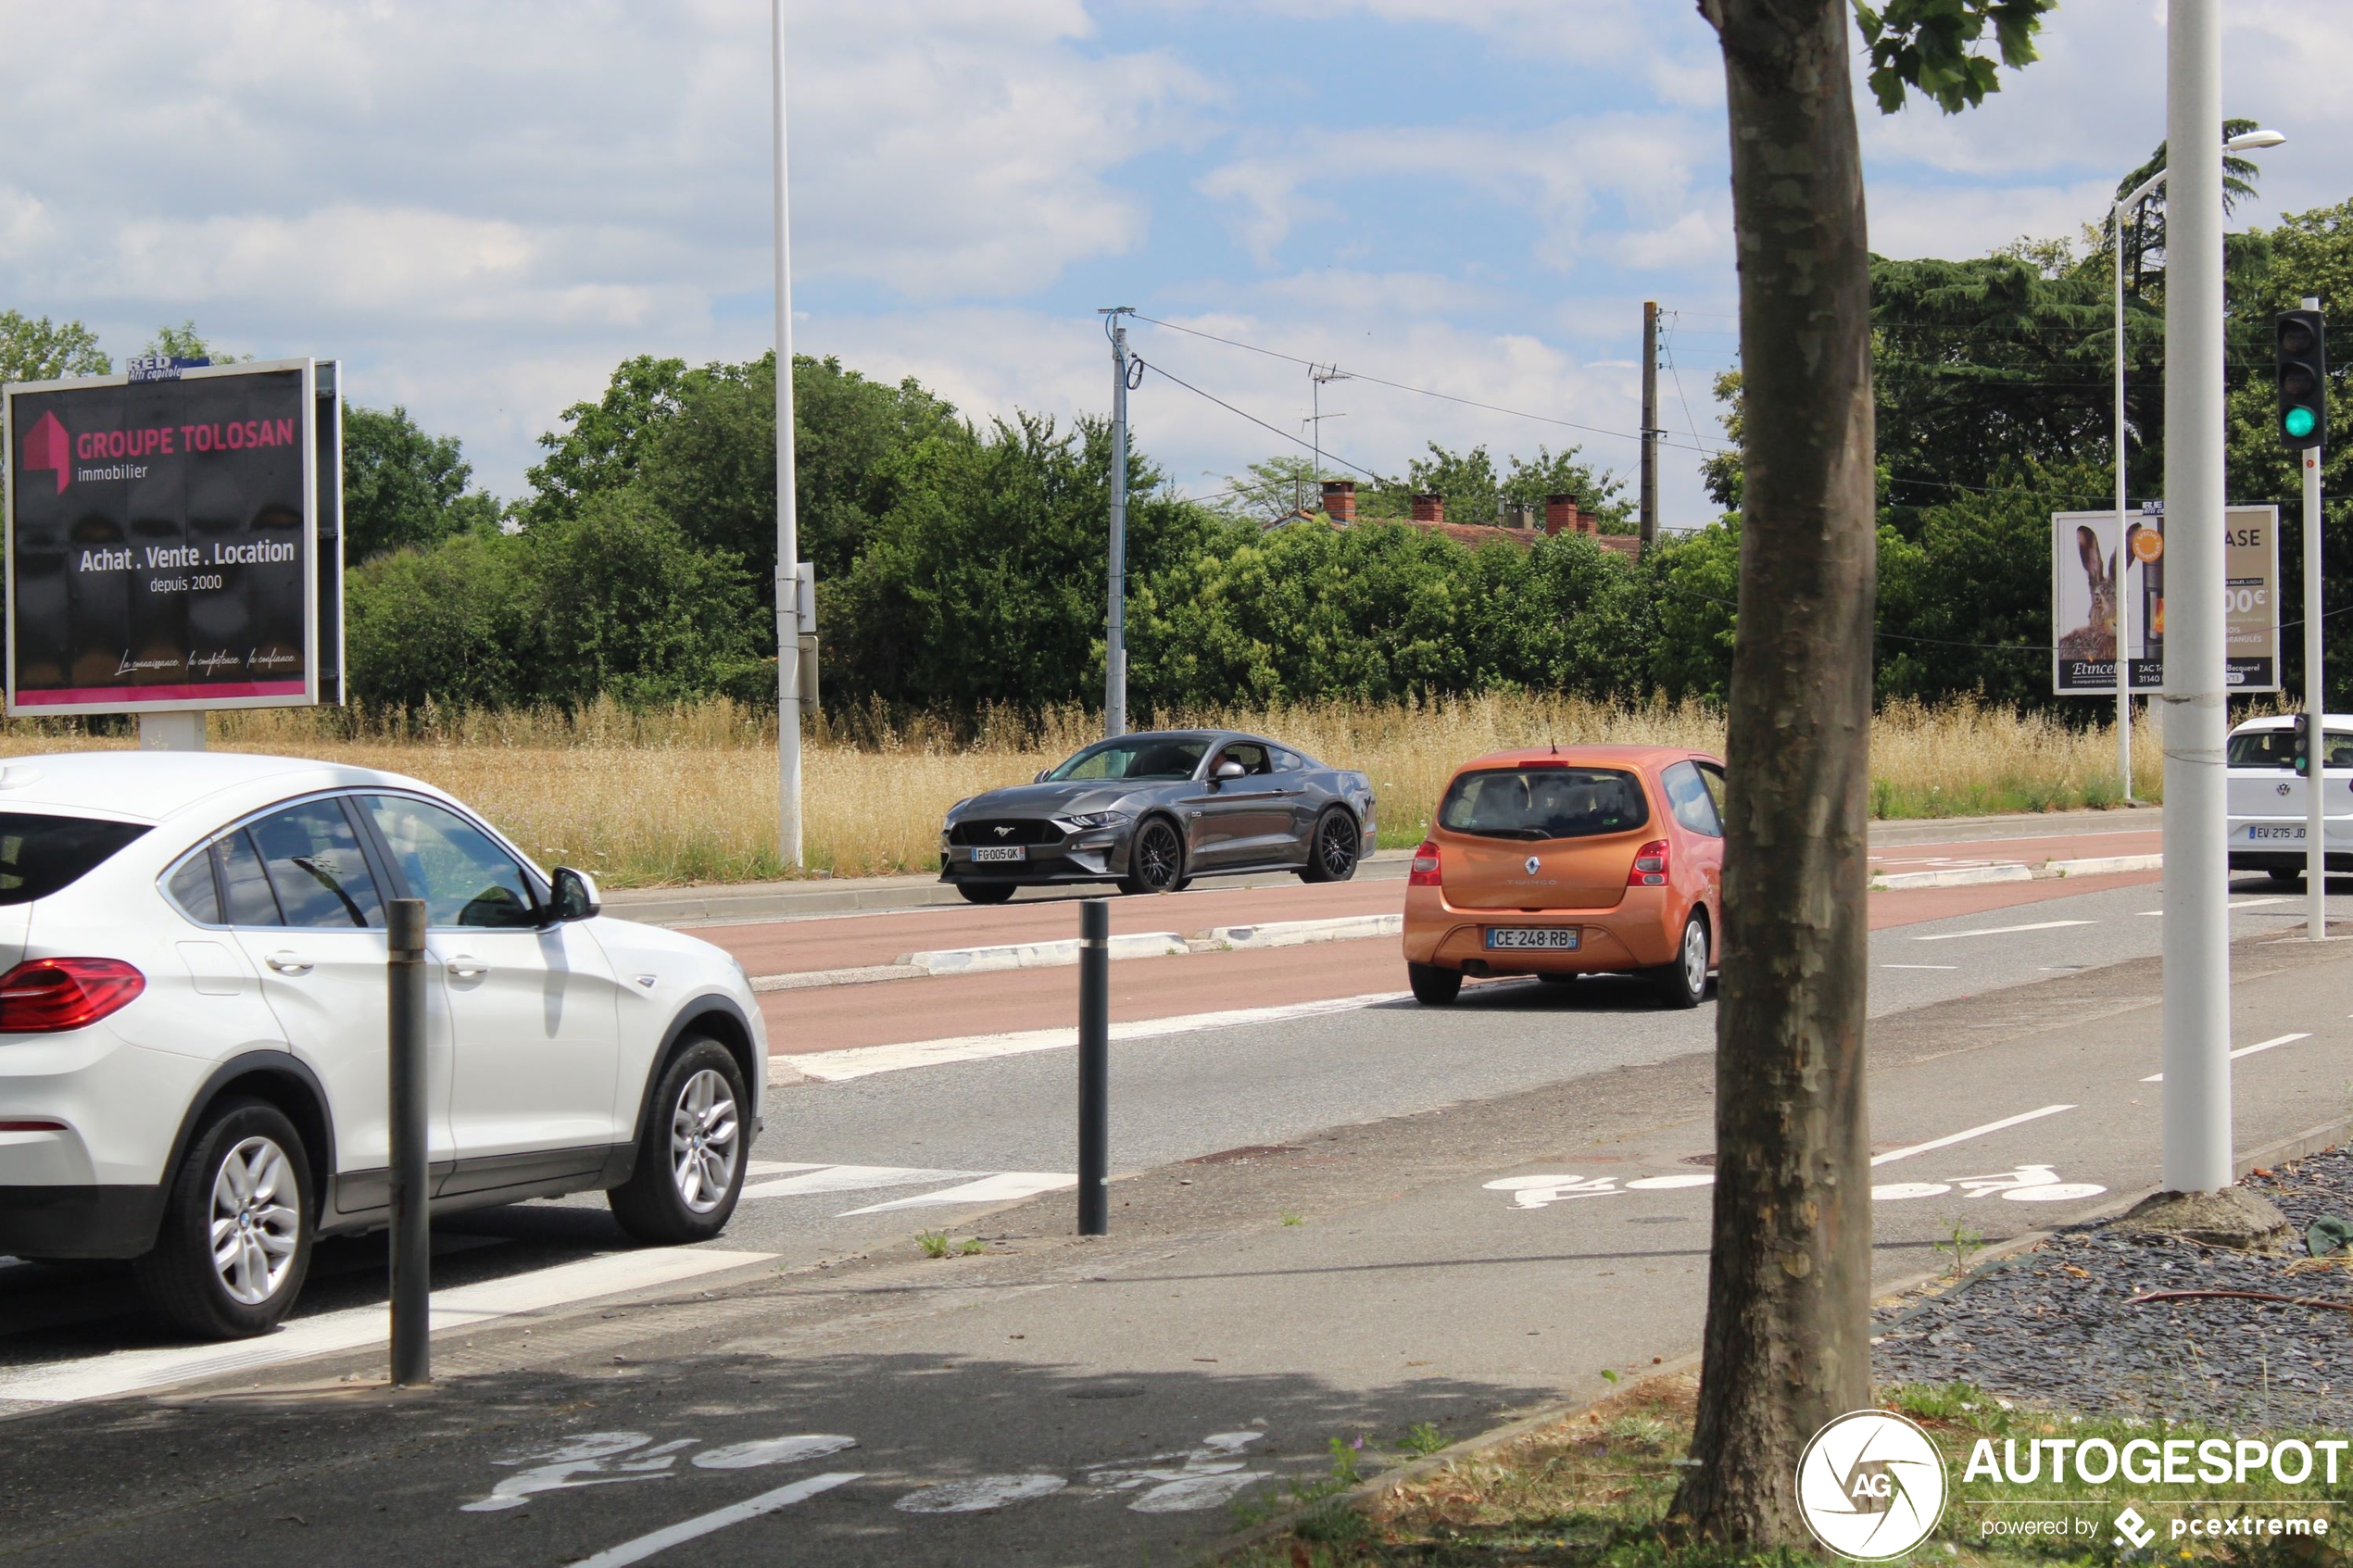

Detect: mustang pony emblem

[995,826,1014,838]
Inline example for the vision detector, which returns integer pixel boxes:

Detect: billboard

[2051,505,2278,696]
[3,358,344,715]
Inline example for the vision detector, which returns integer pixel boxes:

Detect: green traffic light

[2286,406,2319,439]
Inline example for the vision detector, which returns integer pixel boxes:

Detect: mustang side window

[246,801,384,929]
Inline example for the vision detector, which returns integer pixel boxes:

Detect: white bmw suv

[0,751,768,1339]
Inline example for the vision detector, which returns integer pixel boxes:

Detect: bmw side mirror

[550,866,601,922]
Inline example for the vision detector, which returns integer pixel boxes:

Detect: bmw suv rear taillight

[0,959,145,1033]
[1628,840,1670,887]
[1409,839,1442,886]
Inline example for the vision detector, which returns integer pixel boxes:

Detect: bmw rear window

[1438,767,1649,842]
[0,813,150,905]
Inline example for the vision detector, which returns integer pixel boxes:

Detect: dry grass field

[0,694,2166,887]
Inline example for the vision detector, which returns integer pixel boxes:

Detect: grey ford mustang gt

[938,730,1378,903]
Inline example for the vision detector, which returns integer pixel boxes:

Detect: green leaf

[1853,0,2053,116]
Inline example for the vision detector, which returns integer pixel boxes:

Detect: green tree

[142,321,240,363]
[346,531,528,709]
[342,403,502,562]
[1674,0,2051,1546]
[1208,453,1323,524]
[0,311,109,383]
[519,355,688,529]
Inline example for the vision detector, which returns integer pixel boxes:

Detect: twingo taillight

[1629,840,1670,888]
[1408,838,1443,887]
[0,959,145,1034]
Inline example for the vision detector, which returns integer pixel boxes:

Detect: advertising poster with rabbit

[2051,506,2277,696]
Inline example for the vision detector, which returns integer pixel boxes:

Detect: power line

[1129,354,1390,485]
[1131,313,1730,458]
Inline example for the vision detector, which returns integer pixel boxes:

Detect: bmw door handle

[263,951,314,975]
[447,955,490,979]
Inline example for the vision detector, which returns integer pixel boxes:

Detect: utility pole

[1311,365,1351,495]
[1640,300,1660,546]
[2159,0,2231,1196]
[771,0,803,868]
[1101,307,1135,739]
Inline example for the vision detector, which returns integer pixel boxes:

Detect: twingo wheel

[610,1038,749,1245]
[1119,817,1186,896]
[1407,962,1462,1006]
[132,1098,313,1340]
[1652,909,1710,1010]
[957,881,1018,905]
[1299,809,1362,884]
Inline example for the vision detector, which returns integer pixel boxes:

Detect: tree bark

[1671,0,1877,1546]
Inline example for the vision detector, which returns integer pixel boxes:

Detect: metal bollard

[1077,898,1110,1236]
[386,897,431,1386]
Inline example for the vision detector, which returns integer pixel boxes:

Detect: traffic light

[2277,308,2326,450]
[2296,710,2313,774]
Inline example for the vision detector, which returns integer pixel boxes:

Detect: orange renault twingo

[1402,746,1725,1009]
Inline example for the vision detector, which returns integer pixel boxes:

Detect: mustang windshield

[1049,737,1211,782]
[1438,767,1648,842]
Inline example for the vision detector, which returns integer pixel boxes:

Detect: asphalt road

[13,814,2353,1568]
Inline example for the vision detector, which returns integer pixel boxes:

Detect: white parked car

[2226,712,2353,884]
[0,752,766,1339]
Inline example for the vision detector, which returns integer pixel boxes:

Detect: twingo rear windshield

[1438,766,1650,842]
[0,814,150,905]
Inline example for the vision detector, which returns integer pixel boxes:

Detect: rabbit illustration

[2056,524,2116,662]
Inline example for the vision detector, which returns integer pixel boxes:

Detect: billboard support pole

[2159,0,2233,1196]
[137,712,205,751]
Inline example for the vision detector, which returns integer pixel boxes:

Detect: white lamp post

[2109,126,2284,802]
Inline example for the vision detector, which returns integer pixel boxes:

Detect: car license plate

[1487,927,1578,950]
[2248,824,2306,842]
[970,846,1026,863]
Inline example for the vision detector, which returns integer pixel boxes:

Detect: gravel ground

[1874,1148,2353,1427]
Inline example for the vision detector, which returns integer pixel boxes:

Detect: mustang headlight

[1063,810,1133,831]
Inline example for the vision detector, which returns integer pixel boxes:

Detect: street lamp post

[2108,126,2284,804]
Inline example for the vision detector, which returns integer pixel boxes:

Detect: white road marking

[2142,1032,2314,1082]
[1881,964,1959,971]
[1623,1173,1715,1190]
[0,1248,773,1406]
[566,1473,862,1568]
[781,992,1409,1084]
[838,1172,1076,1214]
[1088,1431,1271,1513]
[738,1164,977,1201]
[896,1474,1069,1513]
[1869,1105,2074,1166]
[1912,920,2095,943]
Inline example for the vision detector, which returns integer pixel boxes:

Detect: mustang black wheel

[957,882,1018,905]
[1120,817,1186,895]
[1299,809,1361,884]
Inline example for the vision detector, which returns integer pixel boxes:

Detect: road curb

[900,932,1187,975]
[1871,863,2033,891]
[1191,912,1403,952]
[2046,852,2164,876]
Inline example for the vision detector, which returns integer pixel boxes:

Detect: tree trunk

[1671,0,1877,1546]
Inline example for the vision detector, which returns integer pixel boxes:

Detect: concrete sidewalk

[4,912,2336,1568]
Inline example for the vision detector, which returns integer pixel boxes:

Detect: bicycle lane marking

[567,1472,863,1568]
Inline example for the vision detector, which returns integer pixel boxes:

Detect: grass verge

[1227,1374,2352,1567]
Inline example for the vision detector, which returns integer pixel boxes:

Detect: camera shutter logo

[1794,1410,1948,1560]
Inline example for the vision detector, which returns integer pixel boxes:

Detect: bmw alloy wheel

[669,1068,740,1214]
[208,1135,301,1306]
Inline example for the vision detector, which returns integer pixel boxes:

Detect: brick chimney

[1410,493,1444,523]
[1545,494,1592,535]
[1320,480,1356,523]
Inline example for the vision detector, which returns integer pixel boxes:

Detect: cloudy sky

[1,1,2343,529]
